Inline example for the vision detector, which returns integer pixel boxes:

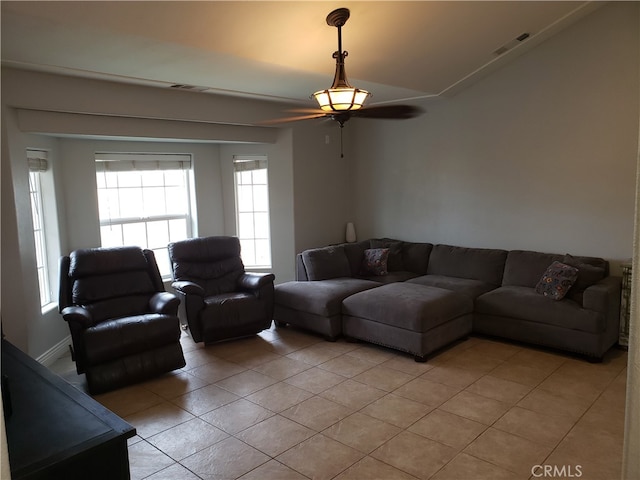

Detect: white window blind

[28,156,49,172]
[95,152,191,172]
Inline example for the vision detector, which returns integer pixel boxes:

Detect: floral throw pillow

[360,248,390,276]
[370,240,403,271]
[535,261,579,300]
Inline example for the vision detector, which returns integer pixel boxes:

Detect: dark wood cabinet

[1,339,136,480]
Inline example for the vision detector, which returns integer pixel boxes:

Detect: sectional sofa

[274,239,622,362]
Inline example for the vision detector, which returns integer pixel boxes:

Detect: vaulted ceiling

[2,1,600,107]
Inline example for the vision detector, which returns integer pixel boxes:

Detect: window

[95,153,193,278]
[28,151,52,307]
[233,156,271,268]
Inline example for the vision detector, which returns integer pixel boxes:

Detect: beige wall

[351,2,639,272]
[291,121,354,253]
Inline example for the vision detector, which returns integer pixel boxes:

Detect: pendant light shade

[313,87,370,112]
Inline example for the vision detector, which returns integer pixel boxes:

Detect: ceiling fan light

[313,87,370,112]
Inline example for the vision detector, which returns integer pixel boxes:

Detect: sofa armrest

[238,272,275,291]
[172,280,205,297]
[583,276,622,317]
[60,305,94,328]
[171,281,205,341]
[149,291,180,315]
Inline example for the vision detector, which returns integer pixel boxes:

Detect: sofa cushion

[502,250,564,288]
[302,246,351,280]
[360,248,389,276]
[83,294,155,324]
[535,261,579,300]
[69,246,149,277]
[476,286,605,333]
[401,242,433,274]
[73,271,156,305]
[427,244,508,285]
[342,283,472,332]
[274,279,379,317]
[563,254,607,293]
[175,257,245,297]
[84,313,179,364]
[201,292,263,329]
[343,241,370,276]
[407,274,497,299]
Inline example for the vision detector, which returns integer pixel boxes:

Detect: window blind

[27,150,48,172]
[95,153,191,172]
[233,155,267,172]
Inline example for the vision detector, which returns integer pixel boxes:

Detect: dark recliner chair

[59,246,186,394]
[168,236,275,344]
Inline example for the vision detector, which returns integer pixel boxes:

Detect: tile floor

[50,325,628,480]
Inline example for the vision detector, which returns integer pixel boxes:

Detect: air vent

[169,84,209,92]
[494,32,531,56]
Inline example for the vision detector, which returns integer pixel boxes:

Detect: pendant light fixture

[263,7,424,159]
[312,8,371,112]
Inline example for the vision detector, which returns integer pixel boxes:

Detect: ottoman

[342,283,473,361]
[274,279,380,340]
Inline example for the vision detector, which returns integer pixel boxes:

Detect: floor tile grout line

[475,353,624,479]
[534,367,627,474]
[141,372,502,472]
[199,351,444,478]
[276,353,501,479]
[457,449,525,478]
[417,352,567,479]
[54,328,626,480]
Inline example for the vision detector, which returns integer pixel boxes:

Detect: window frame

[27,149,57,309]
[233,155,272,269]
[95,152,194,279]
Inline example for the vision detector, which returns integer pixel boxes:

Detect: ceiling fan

[264,7,424,155]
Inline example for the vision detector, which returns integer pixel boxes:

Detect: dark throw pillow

[562,254,606,293]
[535,261,579,301]
[360,248,390,276]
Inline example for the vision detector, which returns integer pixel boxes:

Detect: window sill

[41,302,58,315]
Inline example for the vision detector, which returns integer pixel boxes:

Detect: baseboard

[37,335,72,367]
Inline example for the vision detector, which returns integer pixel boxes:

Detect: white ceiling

[1,1,600,107]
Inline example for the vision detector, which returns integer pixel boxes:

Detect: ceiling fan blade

[286,108,327,115]
[352,104,424,119]
[259,113,329,125]
[261,105,422,126]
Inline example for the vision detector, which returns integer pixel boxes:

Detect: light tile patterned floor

[51,324,628,480]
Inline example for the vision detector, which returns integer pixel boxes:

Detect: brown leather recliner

[59,246,186,394]
[168,236,275,344]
